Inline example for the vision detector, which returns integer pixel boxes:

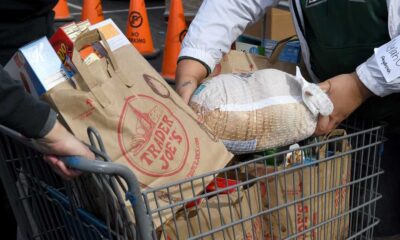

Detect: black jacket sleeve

[0,65,57,138]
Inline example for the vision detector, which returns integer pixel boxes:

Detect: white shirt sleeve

[356,35,400,97]
[179,0,278,73]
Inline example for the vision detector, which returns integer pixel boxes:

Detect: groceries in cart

[2,17,355,240]
[158,172,265,240]
[241,129,352,240]
[1,116,384,240]
[189,68,334,154]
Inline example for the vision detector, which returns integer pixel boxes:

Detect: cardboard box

[265,7,296,40]
[4,37,68,98]
[244,7,296,41]
[4,20,97,98]
[50,21,91,76]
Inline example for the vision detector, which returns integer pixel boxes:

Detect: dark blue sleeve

[0,65,57,138]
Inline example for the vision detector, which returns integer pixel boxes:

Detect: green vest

[301,0,390,80]
[301,0,400,132]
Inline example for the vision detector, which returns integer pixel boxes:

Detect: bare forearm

[175,59,208,103]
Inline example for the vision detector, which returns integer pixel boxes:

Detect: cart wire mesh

[0,118,385,240]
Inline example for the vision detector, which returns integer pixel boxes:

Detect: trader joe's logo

[118,95,189,177]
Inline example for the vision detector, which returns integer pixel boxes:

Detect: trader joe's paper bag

[246,130,351,239]
[158,175,264,240]
[43,20,232,227]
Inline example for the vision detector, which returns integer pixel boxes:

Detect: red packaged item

[185,177,240,208]
[50,21,91,77]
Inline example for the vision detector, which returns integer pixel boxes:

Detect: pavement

[64,0,167,71]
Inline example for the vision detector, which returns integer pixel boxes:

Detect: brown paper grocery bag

[158,176,264,240]
[44,28,233,227]
[316,129,351,240]
[214,50,296,76]
[211,37,297,77]
[246,130,351,239]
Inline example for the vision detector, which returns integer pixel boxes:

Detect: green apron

[300,0,400,132]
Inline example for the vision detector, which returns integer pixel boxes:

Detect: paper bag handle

[269,35,297,64]
[73,29,134,89]
[318,129,349,158]
[70,30,115,108]
[74,29,118,71]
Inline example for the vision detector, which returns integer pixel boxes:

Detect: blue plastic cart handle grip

[61,156,82,168]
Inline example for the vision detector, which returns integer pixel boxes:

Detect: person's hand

[175,59,208,104]
[34,121,95,180]
[314,72,373,136]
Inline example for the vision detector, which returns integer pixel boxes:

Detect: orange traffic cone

[81,0,104,24]
[126,0,160,59]
[53,0,73,21]
[161,0,187,82]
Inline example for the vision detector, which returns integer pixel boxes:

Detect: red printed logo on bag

[118,95,189,177]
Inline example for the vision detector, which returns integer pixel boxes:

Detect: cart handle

[0,124,155,240]
[60,156,154,240]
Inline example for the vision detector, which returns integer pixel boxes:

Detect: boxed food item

[235,36,301,65]
[235,37,265,56]
[263,39,301,64]
[49,20,92,76]
[4,37,68,98]
[189,68,333,154]
[4,20,96,98]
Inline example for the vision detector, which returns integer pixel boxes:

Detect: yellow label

[98,24,119,40]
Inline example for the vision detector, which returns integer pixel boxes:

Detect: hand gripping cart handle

[0,124,154,240]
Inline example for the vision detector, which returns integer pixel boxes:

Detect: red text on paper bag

[118,95,189,177]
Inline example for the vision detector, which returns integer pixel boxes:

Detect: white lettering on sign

[374,36,400,83]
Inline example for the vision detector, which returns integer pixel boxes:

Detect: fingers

[315,80,335,136]
[314,115,343,136]
[85,150,96,161]
[55,160,81,177]
[326,118,341,134]
[314,115,330,136]
[76,144,96,161]
[318,80,331,93]
[43,155,81,180]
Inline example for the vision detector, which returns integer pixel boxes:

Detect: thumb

[318,79,331,93]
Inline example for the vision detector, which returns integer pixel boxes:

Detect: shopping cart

[0,118,385,240]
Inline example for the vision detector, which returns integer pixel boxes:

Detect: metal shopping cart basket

[0,118,385,240]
